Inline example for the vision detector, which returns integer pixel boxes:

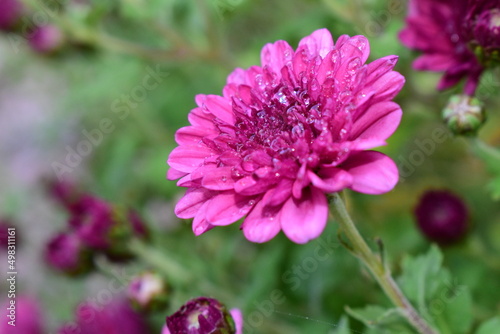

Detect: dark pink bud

[414,190,469,245]
[45,232,93,275]
[0,0,23,31]
[74,196,114,249]
[28,25,64,54]
[166,297,237,334]
[73,196,149,260]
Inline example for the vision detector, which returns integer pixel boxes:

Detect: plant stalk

[329,193,438,334]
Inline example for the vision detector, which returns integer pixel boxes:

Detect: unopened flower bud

[166,297,238,334]
[74,196,149,261]
[443,94,485,136]
[472,8,500,66]
[414,190,469,245]
[127,272,169,312]
[45,232,93,275]
[28,25,64,54]
[0,0,23,31]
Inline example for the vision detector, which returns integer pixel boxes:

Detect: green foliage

[476,317,500,334]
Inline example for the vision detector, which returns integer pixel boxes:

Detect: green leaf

[487,176,500,200]
[438,286,473,334]
[476,317,500,334]
[398,245,449,310]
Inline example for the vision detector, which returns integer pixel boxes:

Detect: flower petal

[342,151,398,194]
[230,309,244,334]
[192,201,214,236]
[201,166,236,190]
[242,193,282,243]
[260,40,294,71]
[196,94,234,125]
[168,144,215,173]
[298,28,334,58]
[308,168,353,193]
[167,167,187,181]
[174,188,216,219]
[280,187,328,244]
[205,192,256,226]
[350,101,402,142]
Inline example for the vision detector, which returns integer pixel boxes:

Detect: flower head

[167,29,404,243]
[414,190,469,245]
[58,298,149,334]
[1,295,44,334]
[28,25,64,54]
[45,232,93,275]
[71,195,149,259]
[0,0,23,31]
[399,0,500,95]
[165,297,242,334]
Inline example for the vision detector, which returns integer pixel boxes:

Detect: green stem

[329,193,438,334]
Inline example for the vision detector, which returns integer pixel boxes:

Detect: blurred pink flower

[1,295,44,334]
[414,190,469,245]
[167,29,404,243]
[0,0,23,31]
[45,232,93,275]
[28,25,64,54]
[58,298,150,334]
[399,0,500,95]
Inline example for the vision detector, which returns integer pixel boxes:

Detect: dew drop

[221,176,227,182]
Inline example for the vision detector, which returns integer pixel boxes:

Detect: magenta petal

[205,192,256,226]
[260,40,294,72]
[196,94,234,125]
[280,187,328,244]
[342,151,398,194]
[338,35,370,63]
[308,169,353,193]
[234,176,273,196]
[175,125,216,146]
[230,309,243,334]
[413,54,455,71]
[351,101,402,141]
[201,166,236,190]
[298,28,334,58]
[175,188,216,219]
[168,145,215,173]
[192,202,214,236]
[167,167,187,181]
[242,193,282,243]
[266,178,293,207]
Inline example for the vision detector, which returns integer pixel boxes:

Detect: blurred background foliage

[0,0,499,333]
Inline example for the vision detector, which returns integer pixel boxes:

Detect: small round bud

[472,8,500,66]
[28,25,65,55]
[45,232,94,276]
[443,94,485,136]
[166,297,237,334]
[414,190,469,245]
[127,272,169,312]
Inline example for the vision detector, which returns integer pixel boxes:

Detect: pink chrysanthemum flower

[399,0,500,95]
[167,29,404,244]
